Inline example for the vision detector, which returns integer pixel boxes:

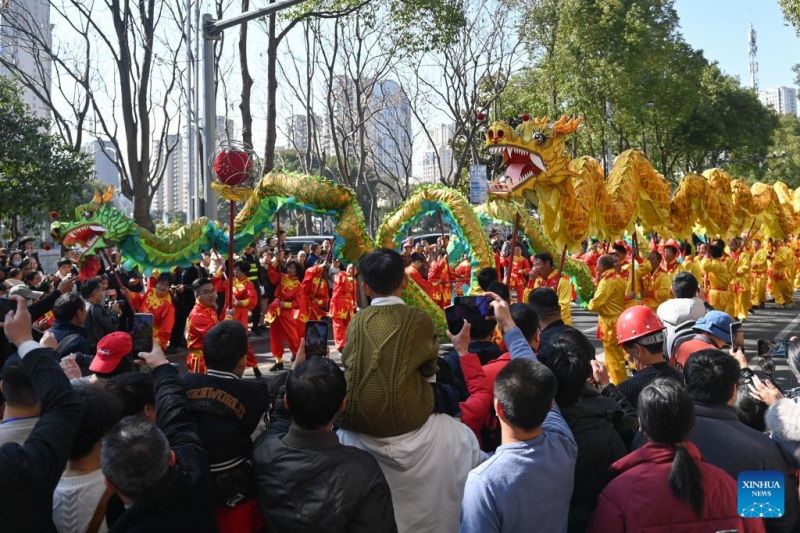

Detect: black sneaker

[270,361,284,372]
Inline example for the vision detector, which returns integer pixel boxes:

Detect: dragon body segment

[486,115,800,249]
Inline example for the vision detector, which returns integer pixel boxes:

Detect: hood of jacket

[657,297,705,327]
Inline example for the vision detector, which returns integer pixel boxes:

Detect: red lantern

[50,210,59,220]
[42,243,51,251]
[521,113,531,121]
[475,111,486,121]
[213,149,253,186]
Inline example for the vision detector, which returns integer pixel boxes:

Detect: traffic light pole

[200,0,308,219]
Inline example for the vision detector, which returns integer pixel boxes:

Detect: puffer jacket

[589,441,765,533]
[560,389,631,533]
[253,400,397,533]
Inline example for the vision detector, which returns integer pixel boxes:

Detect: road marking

[776,307,800,340]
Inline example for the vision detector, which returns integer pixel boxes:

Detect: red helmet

[616,305,665,345]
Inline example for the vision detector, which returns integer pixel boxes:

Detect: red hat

[616,305,665,345]
[90,331,133,373]
[663,239,679,251]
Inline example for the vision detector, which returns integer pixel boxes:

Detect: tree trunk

[263,3,278,172]
[239,0,254,149]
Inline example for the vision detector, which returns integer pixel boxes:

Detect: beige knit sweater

[338,304,438,437]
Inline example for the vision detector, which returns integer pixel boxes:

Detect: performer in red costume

[186,277,220,373]
[454,254,472,296]
[265,260,307,371]
[405,252,435,300]
[329,263,358,351]
[301,259,330,321]
[500,244,530,303]
[229,262,259,369]
[130,272,175,349]
[428,249,453,308]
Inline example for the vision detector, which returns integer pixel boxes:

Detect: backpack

[668,320,697,361]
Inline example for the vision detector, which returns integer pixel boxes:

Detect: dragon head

[485,114,581,195]
[50,186,135,259]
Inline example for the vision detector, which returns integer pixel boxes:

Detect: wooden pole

[631,233,639,303]
[556,243,568,279]
[504,212,521,287]
[226,199,235,312]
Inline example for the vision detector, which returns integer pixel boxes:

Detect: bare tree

[0,0,187,230]
[403,0,522,188]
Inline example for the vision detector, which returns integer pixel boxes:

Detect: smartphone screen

[757,338,790,358]
[729,321,743,350]
[132,313,154,354]
[305,320,328,357]
[0,298,17,317]
[453,295,493,318]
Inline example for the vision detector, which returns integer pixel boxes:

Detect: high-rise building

[81,139,132,215]
[327,76,413,180]
[370,80,412,179]
[421,123,455,183]
[0,0,51,119]
[758,87,797,116]
[82,139,120,187]
[287,114,310,151]
[152,134,186,218]
[155,115,235,220]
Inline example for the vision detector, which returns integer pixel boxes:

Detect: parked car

[282,235,333,255]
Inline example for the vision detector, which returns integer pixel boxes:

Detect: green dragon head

[485,114,582,196]
[50,186,136,258]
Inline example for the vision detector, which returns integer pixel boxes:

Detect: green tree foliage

[780,0,800,33]
[498,0,779,182]
[763,114,800,188]
[0,78,92,225]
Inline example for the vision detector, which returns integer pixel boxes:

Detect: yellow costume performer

[702,256,733,316]
[770,243,795,306]
[588,268,628,385]
[642,268,671,311]
[730,246,752,321]
[750,244,769,308]
[527,270,573,326]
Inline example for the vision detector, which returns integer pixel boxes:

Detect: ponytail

[668,443,704,517]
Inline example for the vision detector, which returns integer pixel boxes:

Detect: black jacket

[110,364,216,533]
[0,348,81,533]
[253,398,396,533]
[688,402,800,533]
[615,362,684,408]
[84,301,120,349]
[181,370,270,466]
[560,388,631,533]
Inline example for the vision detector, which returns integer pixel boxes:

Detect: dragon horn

[553,115,582,135]
[102,186,114,203]
[93,191,102,204]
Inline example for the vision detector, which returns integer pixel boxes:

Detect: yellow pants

[751,274,767,306]
[600,317,627,385]
[734,289,751,320]
[772,278,794,306]
[708,289,733,316]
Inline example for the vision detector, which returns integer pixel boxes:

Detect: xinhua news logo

[738,471,784,518]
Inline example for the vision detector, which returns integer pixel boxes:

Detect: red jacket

[482,352,511,392]
[457,353,492,444]
[589,441,765,533]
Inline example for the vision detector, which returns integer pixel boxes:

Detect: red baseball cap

[90,331,133,374]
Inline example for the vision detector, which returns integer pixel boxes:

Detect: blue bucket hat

[692,310,733,344]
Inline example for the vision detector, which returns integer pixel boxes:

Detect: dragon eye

[533,132,547,143]
[82,211,92,219]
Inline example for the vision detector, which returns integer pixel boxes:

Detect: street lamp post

[200,0,308,219]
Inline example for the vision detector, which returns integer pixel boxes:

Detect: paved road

[201,292,800,385]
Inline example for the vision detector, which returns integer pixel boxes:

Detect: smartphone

[757,338,790,358]
[453,296,493,319]
[304,320,328,357]
[132,313,154,354]
[0,297,18,317]
[729,321,743,350]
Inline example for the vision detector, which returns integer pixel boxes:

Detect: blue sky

[674,0,800,89]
